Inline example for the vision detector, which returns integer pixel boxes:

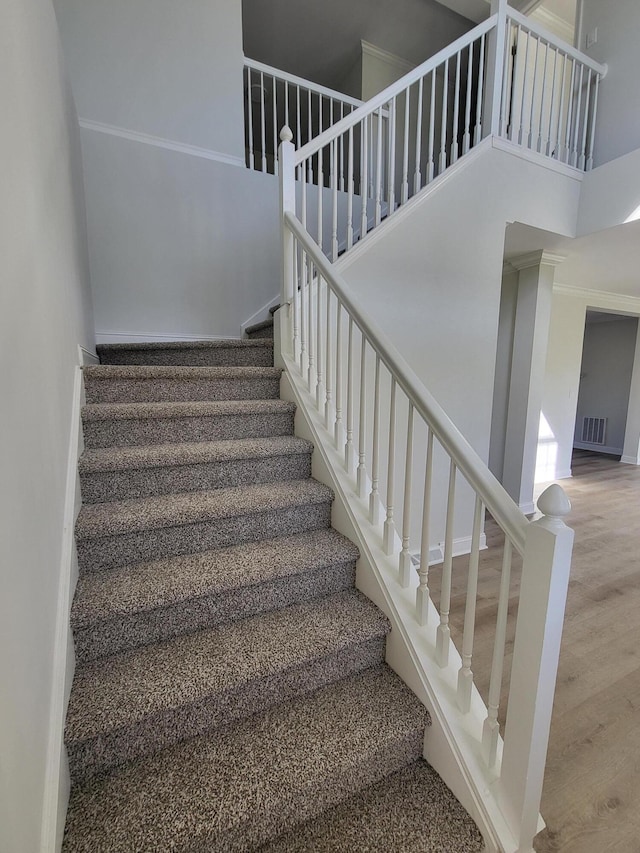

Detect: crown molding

[530,6,574,45]
[361,40,416,74]
[553,283,640,313]
[508,250,567,271]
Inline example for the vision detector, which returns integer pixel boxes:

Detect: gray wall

[0,0,94,848]
[574,314,638,454]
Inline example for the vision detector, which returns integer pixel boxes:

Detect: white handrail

[506,7,607,76]
[244,57,364,109]
[284,210,528,554]
[294,14,498,166]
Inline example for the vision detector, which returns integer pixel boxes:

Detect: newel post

[278,126,296,359]
[486,0,508,138]
[499,484,574,851]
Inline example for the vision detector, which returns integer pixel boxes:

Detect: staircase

[63,337,484,851]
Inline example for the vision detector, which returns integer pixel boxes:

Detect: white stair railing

[500,8,606,169]
[279,133,575,850]
[243,58,362,176]
[281,5,605,261]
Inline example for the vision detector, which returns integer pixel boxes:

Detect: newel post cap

[536,484,571,521]
[280,125,294,143]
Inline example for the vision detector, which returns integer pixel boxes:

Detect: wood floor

[433,451,640,853]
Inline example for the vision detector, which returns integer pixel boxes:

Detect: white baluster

[545,46,558,156]
[587,73,600,170]
[307,89,313,176]
[482,538,512,768]
[331,139,338,261]
[307,262,315,391]
[388,97,396,213]
[414,76,424,194]
[416,429,434,623]
[361,117,369,240]
[347,127,354,250]
[456,495,483,713]
[528,36,540,150]
[369,355,381,525]
[399,405,414,587]
[517,29,529,146]
[292,238,299,359]
[401,87,410,204]
[509,26,521,142]
[296,85,301,149]
[339,103,346,191]
[439,57,449,173]
[383,378,397,555]
[554,53,568,160]
[564,60,576,164]
[357,334,368,499]
[428,71,436,182]
[579,69,592,170]
[436,459,457,667]
[325,285,333,429]
[375,107,383,227]
[451,52,461,163]
[284,80,289,129]
[260,71,267,172]
[474,33,485,145]
[272,76,279,175]
[317,149,324,251]
[499,24,511,138]
[247,67,255,170]
[463,43,473,153]
[537,40,549,153]
[316,272,324,410]
[299,244,307,375]
[571,64,584,167]
[334,301,344,449]
[345,318,355,472]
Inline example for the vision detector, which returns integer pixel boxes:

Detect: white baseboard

[240,295,279,334]
[95,331,241,345]
[621,455,640,465]
[40,353,87,853]
[573,441,623,456]
[410,534,488,568]
[519,501,536,516]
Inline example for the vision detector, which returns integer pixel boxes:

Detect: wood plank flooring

[430,451,640,853]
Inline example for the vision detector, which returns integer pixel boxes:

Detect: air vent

[581,416,607,445]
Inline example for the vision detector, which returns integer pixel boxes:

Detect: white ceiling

[504,219,640,298]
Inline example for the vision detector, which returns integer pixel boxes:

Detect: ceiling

[504,219,640,299]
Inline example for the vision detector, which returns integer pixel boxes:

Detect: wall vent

[581,416,607,445]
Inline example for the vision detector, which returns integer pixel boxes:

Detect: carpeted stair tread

[83,365,282,403]
[78,436,312,474]
[63,665,428,853]
[97,339,274,367]
[245,318,274,335]
[260,760,483,852]
[66,589,388,744]
[81,398,294,422]
[71,528,358,629]
[75,479,332,540]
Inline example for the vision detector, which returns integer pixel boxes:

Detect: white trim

[518,501,536,515]
[491,136,585,180]
[241,296,280,336]
[530,6,575,45]
[553,283,640,315]
[40,357,86,853]
[509,250,567,270]
[78,119,245,168]
[621,455,640,466]
[361,40,416,74]
[95,332,242,345]
[79,344,99,365]
[573,441,622,455]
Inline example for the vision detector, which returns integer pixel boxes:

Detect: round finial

[280,126,294,143]
[536,484,571,519]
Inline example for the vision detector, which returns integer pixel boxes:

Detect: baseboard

[518,501,536,516]
[95,331,241,345]
[621,455,640,466]
[40,355,86,853]
[410,533,488,568]
[573,441,623,456]
[241,296,279,335]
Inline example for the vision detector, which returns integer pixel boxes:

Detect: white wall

[489,270,518,480]
[53,0,244,160]
[573,316,637,454]
[338,141,581,545]
[0,0,94,849]
[581,0,640,167]
[54,0,283,340]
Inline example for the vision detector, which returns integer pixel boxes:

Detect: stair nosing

[83,365,282,380]
[81,398,296,421]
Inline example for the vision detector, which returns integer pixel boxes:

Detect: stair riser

[80,452,312,503]
[84,377,280,404]
[98,346,273,367]
[82,411,295,448]
[76,502,332,572]
[246,326,274,340]
[68,636,386,786]
[73,561,356,663]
